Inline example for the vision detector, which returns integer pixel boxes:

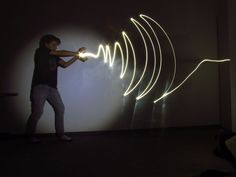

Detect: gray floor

[0,126,234,177]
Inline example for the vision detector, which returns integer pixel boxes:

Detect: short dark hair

[39,34,61,48]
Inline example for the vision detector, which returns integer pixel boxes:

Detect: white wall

[0,0,227,134]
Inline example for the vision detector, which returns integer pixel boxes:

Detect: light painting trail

[78,14,230,104]
[153,59,231,103]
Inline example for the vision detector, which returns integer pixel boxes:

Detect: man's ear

[45,43,49,48]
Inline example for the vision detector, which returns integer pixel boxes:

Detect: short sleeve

[56,57,62,66]
[35,47,51,59]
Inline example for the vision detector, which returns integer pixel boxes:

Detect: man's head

[39,34,61,51]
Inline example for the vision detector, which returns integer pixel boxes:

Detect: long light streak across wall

[78,14,230,104]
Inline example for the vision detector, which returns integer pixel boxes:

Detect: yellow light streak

[77,14,230,104]
[153,59,231,103]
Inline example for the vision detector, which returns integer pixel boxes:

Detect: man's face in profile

[45,40,59,51]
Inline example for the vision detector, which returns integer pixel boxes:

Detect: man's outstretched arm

[50,50,77,57]
[50,47,87,57]
[58,56,87,68]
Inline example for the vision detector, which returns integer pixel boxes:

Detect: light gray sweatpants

[26,84,65,137]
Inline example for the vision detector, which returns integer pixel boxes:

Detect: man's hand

[76,55,88,62]
[77,47,86,53]
[76,47,88,62]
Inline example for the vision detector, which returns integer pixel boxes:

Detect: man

[26,34,87,143]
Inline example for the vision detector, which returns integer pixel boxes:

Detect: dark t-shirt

[31,47,61,89]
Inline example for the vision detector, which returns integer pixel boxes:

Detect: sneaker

[58,135,72,142]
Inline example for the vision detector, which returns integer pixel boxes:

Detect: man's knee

[54,104,65,115]
[31,108,44,119]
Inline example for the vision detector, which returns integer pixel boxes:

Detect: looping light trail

[78,14,230,104]
[78,32,135,80]
[153,59,231,103]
